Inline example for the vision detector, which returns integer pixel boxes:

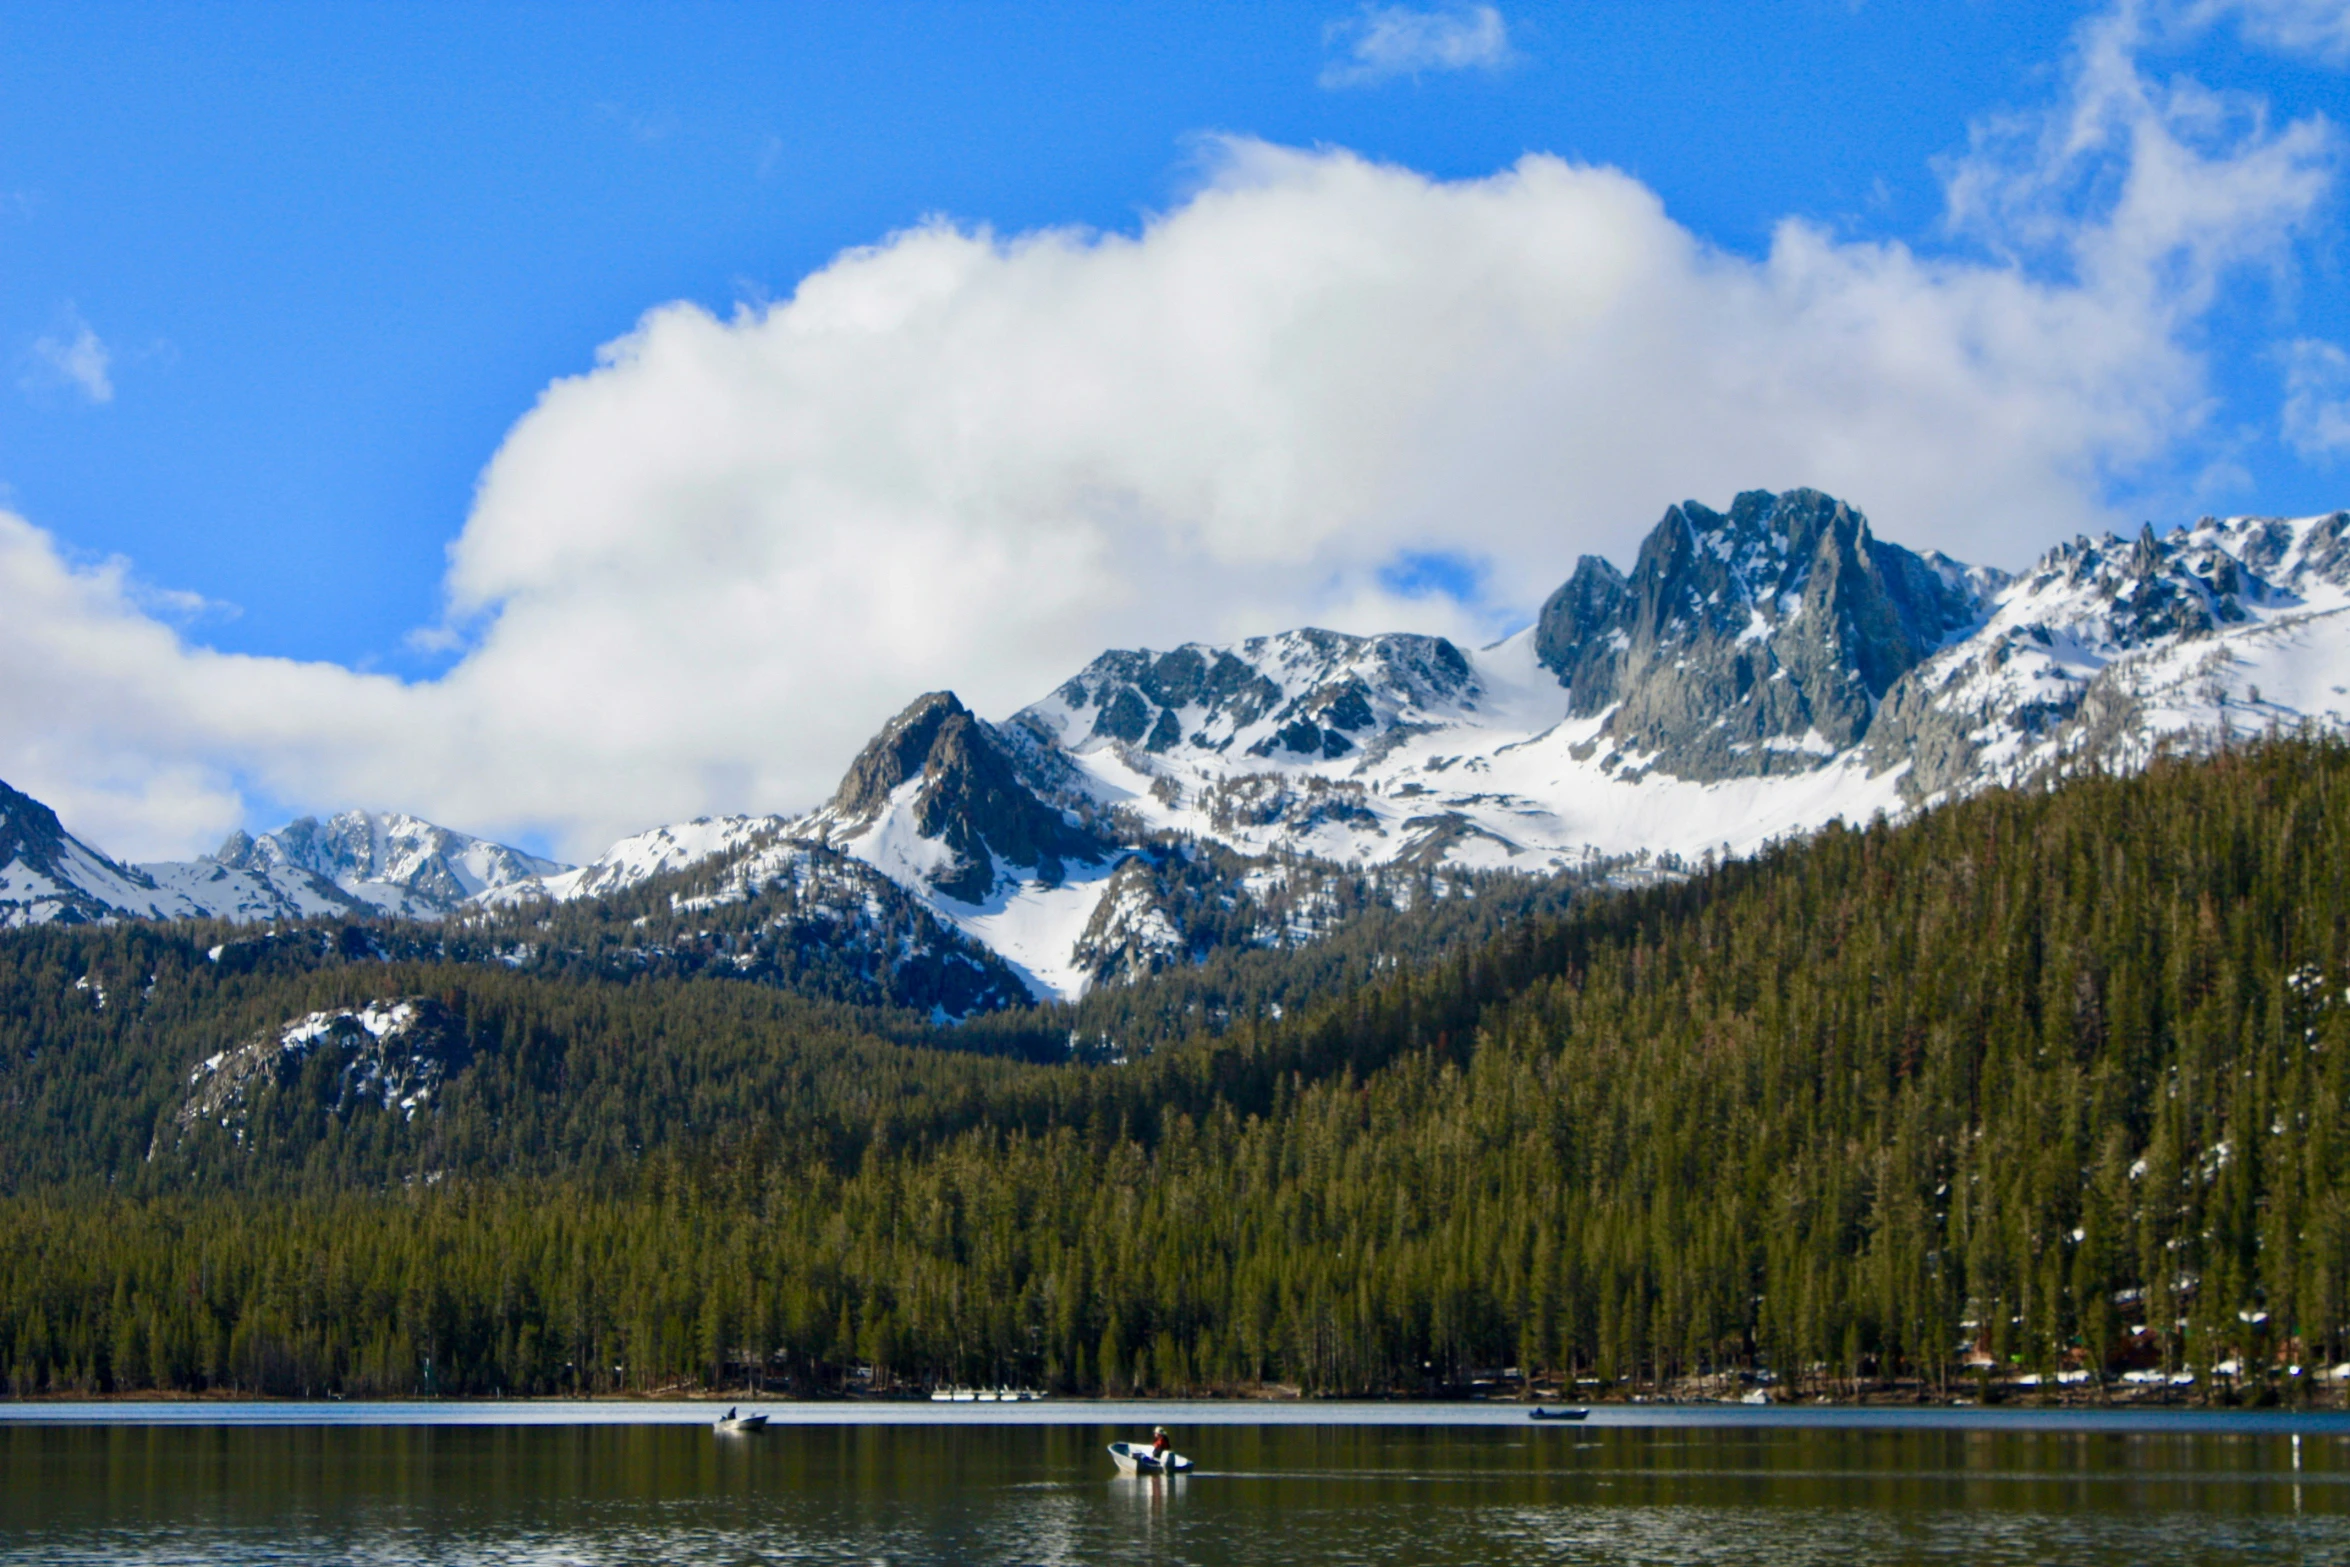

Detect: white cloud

[0,7,2339,864]
[1941,2,2335,311]
[2282,338,2350,457]
[24,309,113,404]
[1319,4,1515,88]
[2193,0,2350,62]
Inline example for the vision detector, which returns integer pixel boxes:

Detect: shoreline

[0,1383,2333,1411]
[8,1394,2350,1434]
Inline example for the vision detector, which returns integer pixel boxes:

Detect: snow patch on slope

[494,813,790,906]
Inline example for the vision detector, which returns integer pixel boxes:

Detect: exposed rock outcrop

[817,691,1109,902]
[1534,489,1988,780]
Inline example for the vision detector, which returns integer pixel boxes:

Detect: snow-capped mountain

[1867,510,2350,798]
[998,492,2350,881]
[11,486,2348,1008]
[668,489,2344,1000]
[482,814,788,907]
[0,778,199,926]
[190,809,568,919]
[0,797,568,928]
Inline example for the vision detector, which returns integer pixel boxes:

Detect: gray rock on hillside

[1535,489,1988,781]
[817,690,1110,903]
[1042,628,1477,769]
[1864,509,2350,800]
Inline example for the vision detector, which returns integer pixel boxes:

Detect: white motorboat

[1107,1441,1192,1475]
[713,1409,768,1434]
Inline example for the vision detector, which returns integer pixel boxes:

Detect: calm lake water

[4,1404,2348,1564]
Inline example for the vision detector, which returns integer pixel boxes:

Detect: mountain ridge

[10,487,2347,1007]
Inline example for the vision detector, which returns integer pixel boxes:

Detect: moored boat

[1527,1406,1590,1421]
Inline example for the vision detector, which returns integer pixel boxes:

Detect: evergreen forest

[4,737,2350,1404]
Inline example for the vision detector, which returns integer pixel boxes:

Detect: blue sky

[1,1,2347,857]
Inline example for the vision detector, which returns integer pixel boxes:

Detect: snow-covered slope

[11,487,2348,1011]
[1013,621,1911,876]
[481,814,789,906]
[142,810,569,921]
[0,778,210,927]
[1868,511,2350,798]
[1,790,571,927]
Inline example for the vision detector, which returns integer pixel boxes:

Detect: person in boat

[1148,1426,1172,1465]
[724,1407,737,1421]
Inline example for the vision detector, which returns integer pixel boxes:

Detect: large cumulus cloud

[0,14,2338,861]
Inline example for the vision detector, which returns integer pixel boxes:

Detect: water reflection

[0,1422,2343,1564]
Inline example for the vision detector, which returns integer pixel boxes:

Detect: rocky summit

[9,486,2349,1008]
[210,809,566,919]
[1536,489,1991,782]
[806,691,1109,903]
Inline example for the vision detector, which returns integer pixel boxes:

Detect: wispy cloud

[2192,0,2350,64]
[24,308,114,405]
[2282,339,2350,458]
[1319,4,1516,88]
[1941,3,2335,307]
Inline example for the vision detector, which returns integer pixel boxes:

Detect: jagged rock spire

[826,691,1107,902]
[1532,488,1984,781]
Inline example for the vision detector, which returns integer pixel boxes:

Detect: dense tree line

[3,738,2349,1401]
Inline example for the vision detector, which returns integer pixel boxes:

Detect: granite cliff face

[808,691,1110,903]
[1535,489,1991,781]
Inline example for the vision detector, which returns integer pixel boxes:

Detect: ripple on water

[3,1421,2345,1565]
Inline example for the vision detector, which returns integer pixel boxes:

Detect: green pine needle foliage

[3,736,2348,1399]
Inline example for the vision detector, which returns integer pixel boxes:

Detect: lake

[4,1402,2347,1563]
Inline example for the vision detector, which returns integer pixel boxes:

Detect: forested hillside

[4,737,2348,1402]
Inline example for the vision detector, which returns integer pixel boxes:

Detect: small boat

[1527,1406,1590,1422]
[713,1408,769,1434]
[1107,1441,1192,1474]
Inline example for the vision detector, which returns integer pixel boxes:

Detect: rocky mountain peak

[1029,627,1477,772]
[1534,488,1985,781]
[823,690,1107,903]
[209,808,565,916]
[0,778,162,926]
[827,691,973,819]
[0,778,72,872]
